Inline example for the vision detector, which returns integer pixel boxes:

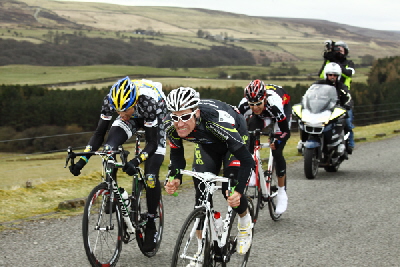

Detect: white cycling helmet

[166,87,200,111]
[324,62,342,80]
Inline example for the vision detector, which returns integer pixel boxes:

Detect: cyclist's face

[117,106,135,121]
[171,109,199,138]
[249,99,264,115]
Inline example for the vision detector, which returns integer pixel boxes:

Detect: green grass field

[0,63,368,90]
[1,121,399,227]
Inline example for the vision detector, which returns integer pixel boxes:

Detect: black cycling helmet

[244,79,266,102]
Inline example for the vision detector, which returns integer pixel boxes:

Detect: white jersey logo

[217,110,235,124]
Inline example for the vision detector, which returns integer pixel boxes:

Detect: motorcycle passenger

[298,62,353,156]
[69,76,167,252]
[238,80,291,215]
[318,40,355,154]
[164,87,254,255]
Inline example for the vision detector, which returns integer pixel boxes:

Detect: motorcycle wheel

[304,147,319,179]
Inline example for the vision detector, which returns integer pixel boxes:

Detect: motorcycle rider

[318,40,355,153]
[69,76,167,252]
[238,80,291,214]
[298,63,352,158]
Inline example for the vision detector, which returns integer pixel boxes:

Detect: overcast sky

[63,0,399,31]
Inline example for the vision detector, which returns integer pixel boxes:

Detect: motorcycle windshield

[302,84,338,113]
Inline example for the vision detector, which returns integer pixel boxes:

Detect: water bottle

[120,187,130,210]
[214,211,223,236]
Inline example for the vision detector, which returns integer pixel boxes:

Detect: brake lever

[64,146,76,168]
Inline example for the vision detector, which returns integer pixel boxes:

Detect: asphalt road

[1,136,400,267]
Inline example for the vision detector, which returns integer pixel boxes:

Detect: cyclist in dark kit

[164,87,254,255]
[69,76,167,252]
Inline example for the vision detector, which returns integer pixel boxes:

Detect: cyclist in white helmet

[164,87,254,255]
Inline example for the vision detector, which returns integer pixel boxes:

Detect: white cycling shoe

[237,221,253,254]
[275,189,288,214]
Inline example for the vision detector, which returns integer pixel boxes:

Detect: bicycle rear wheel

[171,207,210,267]
[134,179,164,257]
[266,161,282,221]
[82,182,122,267]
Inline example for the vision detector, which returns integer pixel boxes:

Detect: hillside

[1,0,400,63]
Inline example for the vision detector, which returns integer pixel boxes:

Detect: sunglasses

[171,109,198,122]
[248,101,263,107]
[327,74,339,77]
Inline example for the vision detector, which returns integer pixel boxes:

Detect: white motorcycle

[292,84,349,179]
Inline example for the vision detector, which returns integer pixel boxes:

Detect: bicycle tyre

[266,159,282,221]
[171,207,209,267]
[223,197,254,266]
[134,179,164,257]
[82,182,122,267]
[244,182,262,224]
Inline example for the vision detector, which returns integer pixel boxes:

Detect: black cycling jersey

[165,99,253,195]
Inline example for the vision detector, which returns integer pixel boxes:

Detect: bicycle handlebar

[64,145,130,168]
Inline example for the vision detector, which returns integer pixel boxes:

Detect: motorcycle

[292,84,349,179]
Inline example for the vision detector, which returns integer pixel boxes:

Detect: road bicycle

[170,169,254,266]
[245,129,282,222]
[64,130,164,267]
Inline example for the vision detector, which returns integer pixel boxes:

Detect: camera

[324,40,335,52]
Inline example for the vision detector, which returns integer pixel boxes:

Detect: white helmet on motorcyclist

[324,62,342,81]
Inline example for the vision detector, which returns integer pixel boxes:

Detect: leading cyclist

[68,76,167,252]
[164,87,255,255]
[238,80,291,214]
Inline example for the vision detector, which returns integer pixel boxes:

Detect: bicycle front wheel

[82,182,122,267]
[134,180,164,257]
[171,207,210,267]
[223,197,254,267]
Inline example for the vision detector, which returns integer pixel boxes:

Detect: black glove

[69,158,87,176]
[274,132,290,149]
[343,104,351,110]
[123,158,140,176]
[167,164,180,178]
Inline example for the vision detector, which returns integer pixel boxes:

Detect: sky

[63,0,399,31]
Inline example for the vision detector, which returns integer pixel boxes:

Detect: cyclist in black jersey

[238,80,291,214]
[69,76,167,252]
[164,87,254,255]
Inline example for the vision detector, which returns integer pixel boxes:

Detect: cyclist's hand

[226,190,241,208]
[69,158,86,176]
[123,158,139,176]
[272,132,290,149]
[165,178,180,195]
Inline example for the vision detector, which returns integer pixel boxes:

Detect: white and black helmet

[324,62,342,80]
[166,87,200,111]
